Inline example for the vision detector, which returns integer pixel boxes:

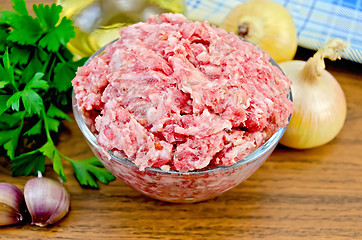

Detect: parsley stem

[15,147,39,158]
[40,106,53,142]
[57,150,74,163]
[56,148,97,165]
[4,48,19,92]
[55,52,66,63]
[42,53,54,74]
[40,105,77,169]
[47,56,57,82]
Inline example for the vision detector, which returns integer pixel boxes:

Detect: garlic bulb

[0,182,24,226]
[279,38,347,149]
[24,173,70,227]
[220,0,298,63]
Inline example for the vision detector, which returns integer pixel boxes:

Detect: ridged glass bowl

[72,42,292,203]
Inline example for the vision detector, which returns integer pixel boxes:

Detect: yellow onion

[220,0,298,62]
[0,183,24,226]
[279,38,347,149]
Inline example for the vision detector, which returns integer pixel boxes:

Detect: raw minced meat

[72,13,293,172]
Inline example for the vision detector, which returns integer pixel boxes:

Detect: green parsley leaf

[38,140,66,181]
[7,72,47,115]
[38,140,54,160]
[0,0,114,188]
[0,112,24,128]
[22,54,43,84]
[53,149,66,181]
[6,91,22,112]
[47,104,71,121]
[10,47,30,65]
[46,116,61,132]
[2,48,16,89]
[11,151,45,176]
[0,81,9,88]
[0,128,16,146]
[21,89,44,115]
[0,66,10,87]
[53,61,77,92]
[24,119,42,136]
[36,4,75,52]
[25,72,49,91]
[0,24,9,52]
[11,0,29,16]
[7,15,43,45]
[0,11,20,27]
[1,124,22,159]
[53,17,76,47]
[35,47,48,62]
[38,30,61,52]
[69,157,116,188]
[0,95,11,115]
[33,3,60,29]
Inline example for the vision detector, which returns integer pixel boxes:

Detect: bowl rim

[72,39,292,176]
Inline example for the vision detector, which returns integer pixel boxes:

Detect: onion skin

[279,39,347,149]
[0,183,24,226]
[24,176,70,227]
[221,0,298,63]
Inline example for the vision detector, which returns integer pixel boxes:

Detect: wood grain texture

[1,1,362,239]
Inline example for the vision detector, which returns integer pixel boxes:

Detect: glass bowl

[72,41,292,203]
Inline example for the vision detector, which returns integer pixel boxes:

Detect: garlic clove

[0,182,24,226]
[24,175,70,227]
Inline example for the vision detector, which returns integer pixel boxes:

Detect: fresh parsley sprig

[0,0,115,188]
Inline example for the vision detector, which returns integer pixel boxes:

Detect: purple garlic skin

[0,182,24,226]
[24,177,70,227]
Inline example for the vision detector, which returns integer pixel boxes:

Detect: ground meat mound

[72,13,293,172]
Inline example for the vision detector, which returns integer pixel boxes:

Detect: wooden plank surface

[1,0,362,239]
